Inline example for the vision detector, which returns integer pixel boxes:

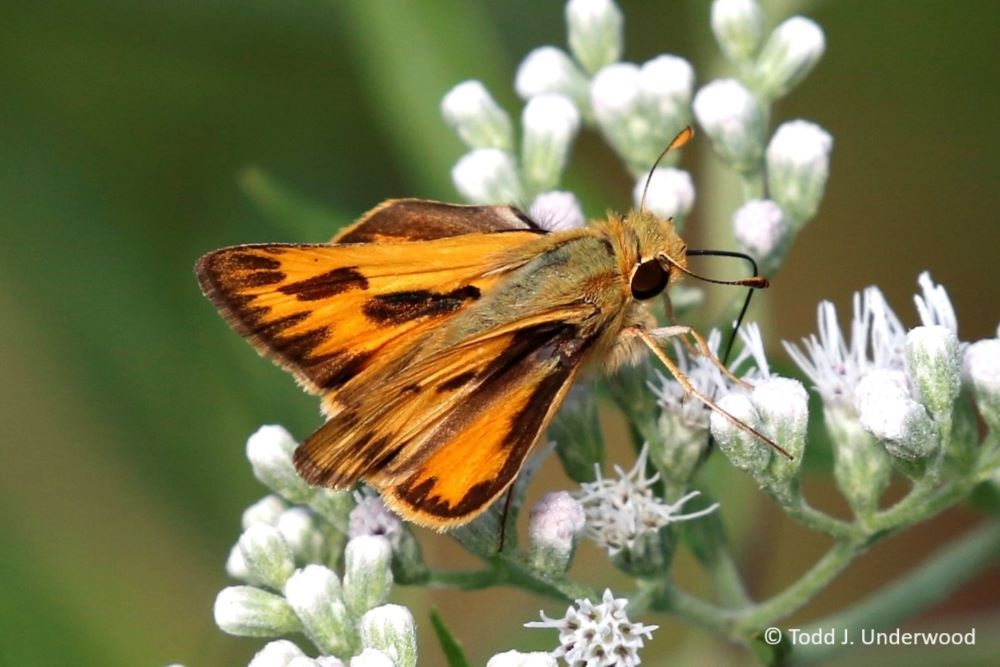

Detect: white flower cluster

[443,0,697,231]
[213,426,416,667]
[696,0,831,272]
[525,589,658,667]
[575,444,718,556]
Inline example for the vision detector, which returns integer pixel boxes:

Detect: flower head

[576,444,718,556]
[766,119,833,225]
[526,589,657,667]
[753,16,825,100]
[693,78,765,172]
[529,190,586,232]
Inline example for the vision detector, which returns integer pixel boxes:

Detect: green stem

[424,567,503,590]
[731,539,863,635]
[792,521,1000,663]
[783,501,856,541]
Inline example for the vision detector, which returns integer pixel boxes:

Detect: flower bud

[343,535,394,617]
[487,651,558,667]
[242,495,289,529]
[359,605,418,667]
[637,55,695,162]
[214,585,301,637]
[248,640,306,667]
[284,565,356,657]
[632,168,694,230]
[451,149,524,205]
[348,495,403,548]
[565,0,624,74]
[753,377,808,484]
[521,93,580,193]
[349,649,395,667]
[247,425,313,503]
[528,491,586,575]
[711,0,766,64]
[752,16,825,100]
[906,325,961,425]
[963,337,1000,433]
[226,542,250,581]
[766,120,832,225]
[239,524,297,590]
[441,80,514,150]
[824,404,891,520]
[693,79,765,172]
[710,392,771,474]
[528,191,586,232]
[515,46,591,117]
[733,199,789,271]
[855,369,936,460]
[276,508,329,565]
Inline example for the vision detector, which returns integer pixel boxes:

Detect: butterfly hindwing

[293,305,598,528]
[334,199,545,243]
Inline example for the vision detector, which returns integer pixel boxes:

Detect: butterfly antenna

[639,126,694,213]
[685,248,765,363]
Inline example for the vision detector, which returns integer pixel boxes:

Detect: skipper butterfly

[196,129,779,530]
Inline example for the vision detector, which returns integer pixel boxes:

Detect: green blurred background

[2,1,998,665]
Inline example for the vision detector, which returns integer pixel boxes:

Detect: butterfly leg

[646,324,751,389]
[629,326,791,459]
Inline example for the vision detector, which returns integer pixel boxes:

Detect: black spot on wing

[307,350,374,390]
[279,267,368,301]
[227,253,282,271]
[243,270,286,287]
[363,285,481,324]
[436,371,478,394]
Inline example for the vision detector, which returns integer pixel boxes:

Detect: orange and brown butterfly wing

[293,305,599,529]
[195,200,546,400]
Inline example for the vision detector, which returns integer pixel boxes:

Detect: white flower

[238,524,297,590]
[526,589,657,667]
[521,93,581,193]
[783,285,906,407]
[576,444,718,555]
[711,0,766,63]
[248,640,306,667]
[915,271,957,333]
[753,16,825,99]
[766,120,833,224]
[441,80,514,150]
[906,325,961,422]
[515,46,591,115]
[359,605,417,667]
[528,491,586,574]
[733,199,788,264]
[214,586,301,637]
[963,337,1000,429]
[343,536,394,617]
[247,425,313,503]
[528,190,586,231]
[693,78,764,170]
[565,0,624,74]
[487,650,557,667]
[349,649,395,667]
[451,148,524,205]
[855,369,936,459]
[633,168,694,226]
[284,565,355,657]
[349,492,403,550]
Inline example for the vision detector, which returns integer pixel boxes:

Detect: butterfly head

[620,209,688,302]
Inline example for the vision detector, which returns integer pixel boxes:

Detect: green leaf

[429,609,471,667]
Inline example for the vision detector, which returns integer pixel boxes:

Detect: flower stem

[791,521,1000,663]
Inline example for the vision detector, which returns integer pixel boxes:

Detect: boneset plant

[178,1,1000,665]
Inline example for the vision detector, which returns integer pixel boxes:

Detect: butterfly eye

[630,260,669,300]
